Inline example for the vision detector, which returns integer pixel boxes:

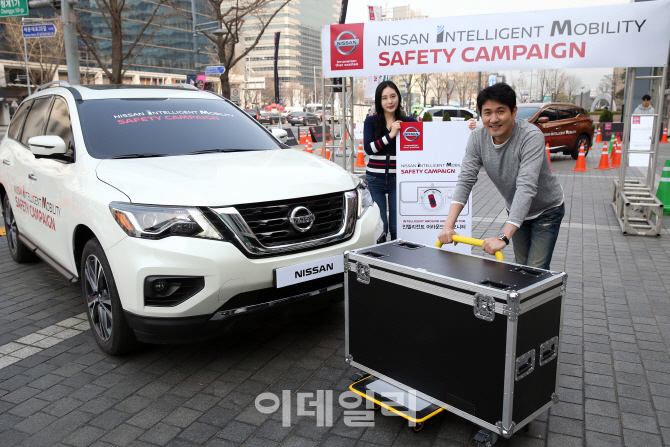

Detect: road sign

[1,0,29,17]
[230,87,240,101]
[22,23,56,38]
[205,66,225,75]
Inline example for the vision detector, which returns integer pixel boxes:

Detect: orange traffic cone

[355,141,366,167]
[299,129,305,145]
[305,140,313,154]
[595,127,602,143]
[325,146,331,160]
[661,126,669,143]
[546,143,555,172]
[572,142,589,172]
[595,142,612,170]
[611,138,621,168]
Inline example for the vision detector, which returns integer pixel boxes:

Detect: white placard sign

[629,115,654,167]
[322,1,670,77]
[397,121,473,254]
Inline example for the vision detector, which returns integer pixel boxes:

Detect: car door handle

[2,159,9,166]
[28,173,37,181]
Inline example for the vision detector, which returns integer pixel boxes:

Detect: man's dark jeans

[511,203,565,270]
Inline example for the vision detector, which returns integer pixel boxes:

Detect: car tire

[291,123,295,127]
[81,237,138,355]
[3,195,38,263]
[572,134,591,160]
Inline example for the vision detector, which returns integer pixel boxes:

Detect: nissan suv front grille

[237,193,344,246]
[211,191,358,257]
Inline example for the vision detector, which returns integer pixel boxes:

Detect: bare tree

[508,72,528,101]
[76,0,172,84]
[597,74,614,95]
[535,69,550,101]
[200,0,291,99]
[564,74,582,104]
[415,73,431,106]
[453,72,476,107]
[399,74,414,111]
[546,69,568,102]
[2,17,65,86]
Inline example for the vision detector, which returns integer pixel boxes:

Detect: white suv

[0,82,382,355]
[420,106,477,121]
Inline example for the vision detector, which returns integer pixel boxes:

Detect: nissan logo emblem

[289,206,315,232]
[403,127,421,142]
[334,31,360,55]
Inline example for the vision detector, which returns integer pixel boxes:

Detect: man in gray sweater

[438,83,564,270]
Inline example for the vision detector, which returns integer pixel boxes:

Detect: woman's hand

[388,120,402,139]
[437,227,459,245]
[468,119,476,130]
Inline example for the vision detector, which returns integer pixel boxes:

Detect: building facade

[240,0,339,107]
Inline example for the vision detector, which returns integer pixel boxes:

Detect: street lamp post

[313,66,317,104]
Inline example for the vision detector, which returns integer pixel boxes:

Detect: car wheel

[572,134,591,160]
[291,123,295,126]
[3,195,38,263]
[81,238,138,355]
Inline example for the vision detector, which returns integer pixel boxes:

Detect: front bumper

[104,204,381,321]
[125,275,343,343]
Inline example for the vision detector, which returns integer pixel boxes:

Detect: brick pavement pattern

[0,144,669,447]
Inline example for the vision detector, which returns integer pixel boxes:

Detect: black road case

[344,240,567,439]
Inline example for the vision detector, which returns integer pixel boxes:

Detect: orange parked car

[516,103,594,159]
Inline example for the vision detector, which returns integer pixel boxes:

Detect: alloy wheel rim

[4,201,18,254]
[84,254,113,341]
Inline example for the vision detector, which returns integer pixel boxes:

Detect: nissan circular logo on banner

[334,31,359,55]
[330,23,365,71]
[403,127,421,142]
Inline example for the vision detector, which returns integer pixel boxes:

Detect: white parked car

[420,106,477,121]
[270,127,288,144]
[0,82,382,355]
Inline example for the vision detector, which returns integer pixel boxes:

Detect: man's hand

[388,120,402,139]
[481,237,506,255]
[438,227,458,245]
[468,119,476,130]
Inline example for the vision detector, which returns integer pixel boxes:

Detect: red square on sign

[399,122,423,151]
[330,24,364,71]
[633,116,641,124]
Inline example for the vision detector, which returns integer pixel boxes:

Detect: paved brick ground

[0,143,669,447]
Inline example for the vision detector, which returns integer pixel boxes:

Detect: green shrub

[600,109,614,123]
[422,112,433,122]
[442,112,451,121]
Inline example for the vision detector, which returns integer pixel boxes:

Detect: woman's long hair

[373,81,404,138]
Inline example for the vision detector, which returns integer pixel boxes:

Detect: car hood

[95,149,358,206]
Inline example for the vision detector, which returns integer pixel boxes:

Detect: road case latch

[356,263,370,284]
[473,293,496,322]
[539,336,559,366]
[515,349,536,381]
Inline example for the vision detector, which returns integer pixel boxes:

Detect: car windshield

[292,113,305,117]
[516,107,542,121]
[78,97,281,159]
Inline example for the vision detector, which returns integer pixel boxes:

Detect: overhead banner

[322,1,670,76]
[397,122,473,253]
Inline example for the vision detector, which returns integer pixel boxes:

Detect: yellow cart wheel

[412,421,425,432]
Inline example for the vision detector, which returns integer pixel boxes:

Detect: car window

[561,107,580,119]
[45,97,74,155]
[21,96,53,147]
[556,107,576,120]
[427,109,442,117]
[515,107,541,121]
[8,100,32,141]
[460,110,474,120]
[537,107,558,122]
[77,97,281,159]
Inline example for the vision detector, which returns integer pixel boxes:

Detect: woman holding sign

[363,81,417,241]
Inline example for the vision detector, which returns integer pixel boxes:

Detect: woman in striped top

[363,81,417,241]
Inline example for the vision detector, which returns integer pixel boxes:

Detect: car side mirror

[537,117,550,124]
[28,135,69,160]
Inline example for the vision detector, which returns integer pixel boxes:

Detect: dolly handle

[435,235,504,261]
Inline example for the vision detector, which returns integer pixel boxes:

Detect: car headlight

[356,179,374,218]
[109,202,223,240]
